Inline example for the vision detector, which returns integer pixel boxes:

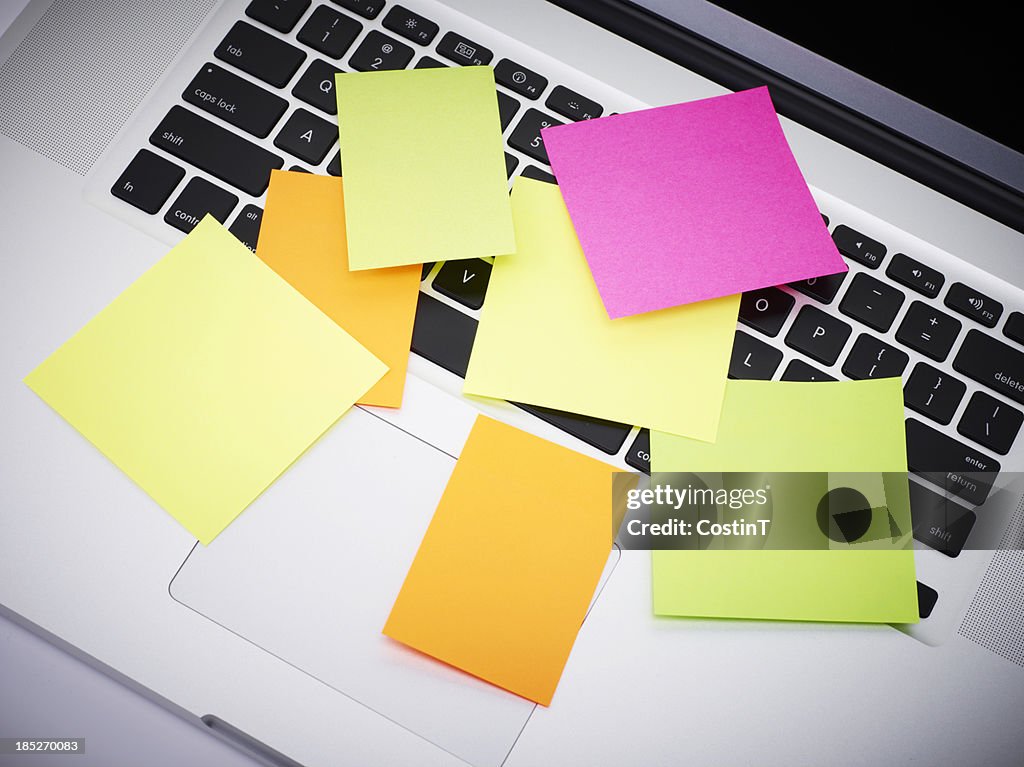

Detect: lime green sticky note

[24,217,387,545]
[651,379,919,623]
[463,177,738,441]
[335,66,515,270]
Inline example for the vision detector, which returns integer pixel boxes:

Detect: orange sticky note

[383,415,614,706]
[256,170,420,407]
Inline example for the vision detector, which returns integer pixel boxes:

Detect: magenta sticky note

[541,87,847,319]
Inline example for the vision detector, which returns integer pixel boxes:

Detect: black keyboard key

[215,21,306,88]
[164,176,238,233]
[274,108,337,164]
[785,305,852,366]
[521,165,555,183]
[903,363,966,425]
[838,273,905,332]
[349,30,413,71]
[411,293,477,377]
[326,151,341,176]
[1004,312,1024,345]
[382,5,438,45]
[952,329,1024,405]
[944,282,1002,327]
[905,419,999,505]
[246,0,310,32]
[738,286,794,337]
[414,56,446,69]
[832,224,886,269]
[910,481,976,558]
[184,63,288,139]
[420,262,435,281]
[494,58,547,100]
[151,107,283,196]
[333,0,383,19]
[504,152,518,179]
[917,582,938,619]
[781,359,835,382]
[111,149,184,214]
[789,271,846,304]
[821,213,829,227]
[436,31,492,66]
[431,258,492,310]
[545,85,603,121]
[512,403,630,455]
[293,59,342,114]
[298,5,362,58]
[895,301,961,361]
[886,253,944,298]
[625,429,651,474]
[289,165,311,172]
[841,334,908,380]
[957,391,1022,455]
[228,204,263,252]
[496,91,520,131]
[729,331,783,380]
[508,109,563,164]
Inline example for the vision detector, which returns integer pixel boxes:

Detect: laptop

[1,1,1022,764]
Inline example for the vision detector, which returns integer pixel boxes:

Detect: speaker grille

[958,493,1024,667]
[0,0,213,175]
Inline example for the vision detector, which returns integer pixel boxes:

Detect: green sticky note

[335,66,515,270]
[464,178,739,441]
[651,379,919,623]
[25,217,387,545]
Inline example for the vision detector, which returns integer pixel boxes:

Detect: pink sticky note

[541,87,847,319]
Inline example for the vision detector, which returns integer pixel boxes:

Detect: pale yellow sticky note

[384,415,615,706]
[335,66,515,270]
[24,217,387,544]
[652,379,919,623]
[463,177,739,441]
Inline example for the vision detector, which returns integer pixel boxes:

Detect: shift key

[150,106,283,196]
[953,329,1024,405]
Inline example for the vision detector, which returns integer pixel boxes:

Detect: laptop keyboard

[104,0,1024,622]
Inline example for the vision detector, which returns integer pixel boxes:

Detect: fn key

[111,149,185,214]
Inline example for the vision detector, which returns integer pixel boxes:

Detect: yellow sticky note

[651,379,919,623]
[463,178,739,441]
[335,66,515,270]
[24,217,387,544]
[384,415,614,706]
[257,170,420,407]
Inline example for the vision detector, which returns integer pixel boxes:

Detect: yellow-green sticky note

[335,66,515,270]
[24,217,387,545]
[464,177,739,441]
[652,379,919,623]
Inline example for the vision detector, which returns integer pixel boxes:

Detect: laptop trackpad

[169,405,534,767]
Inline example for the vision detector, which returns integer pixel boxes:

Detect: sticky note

[335,66,515,270]
[25,217,387,544]
[651,379,919,623]
[384,415,614,706]
[464,177,739,442]
[541,86,847,319]
[257,170,420,407]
